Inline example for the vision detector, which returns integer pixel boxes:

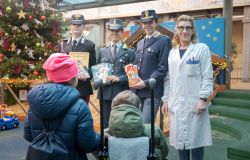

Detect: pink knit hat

[43,53,78,83]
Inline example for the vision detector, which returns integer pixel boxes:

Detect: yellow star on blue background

[139,18,224,57]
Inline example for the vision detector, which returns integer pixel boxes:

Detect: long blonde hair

[172,15,197,48]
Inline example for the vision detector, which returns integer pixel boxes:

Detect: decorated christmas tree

[0,0,67,85]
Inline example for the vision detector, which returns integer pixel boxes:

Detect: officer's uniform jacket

[60,37,96,97]
[98,43,135,100]
[134,31,171,98]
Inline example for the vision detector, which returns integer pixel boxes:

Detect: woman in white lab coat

[161,15,213,160]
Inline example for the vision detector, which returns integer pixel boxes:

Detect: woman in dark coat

[24,53,100,160]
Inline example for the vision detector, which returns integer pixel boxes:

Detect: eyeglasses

[109,29,121,33]
[177,26,193,31]
[142,21,154,25]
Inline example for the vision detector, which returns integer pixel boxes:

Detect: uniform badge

[145,10,149,17]
[74,14,81,19]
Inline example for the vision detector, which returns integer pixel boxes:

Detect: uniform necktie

[144,37,149,47]
[111,44,117,59]
[72,40,77,50]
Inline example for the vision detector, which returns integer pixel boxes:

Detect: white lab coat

[162,43,213,150]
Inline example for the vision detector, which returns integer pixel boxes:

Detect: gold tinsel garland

[212,61,227,78]
[0,79,45,87]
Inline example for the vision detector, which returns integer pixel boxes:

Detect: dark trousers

[80,96,90,103]
[101,100,112,129]
[139,97,160,124]
[178,147,204,160]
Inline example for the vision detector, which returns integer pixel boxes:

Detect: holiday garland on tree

[0,0,67,83]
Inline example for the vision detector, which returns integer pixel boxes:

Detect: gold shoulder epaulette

[104,43,111,48]
[122,43,128,49]
[153,31,161,38]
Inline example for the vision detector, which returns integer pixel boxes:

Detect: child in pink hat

[43,53,79,84]
[24,53,100,160]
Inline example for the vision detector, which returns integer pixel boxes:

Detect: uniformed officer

[130,10,172,123]
[97,19,135,128]
[60,14,96,103]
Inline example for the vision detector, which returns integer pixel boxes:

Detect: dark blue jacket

[24,83,100,160]
[134,33,171,98]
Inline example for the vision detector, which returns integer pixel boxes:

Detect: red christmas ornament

[14,64,22,74]
[40,15,46,21]
[0,53,4,62]
[33,71,39,75]
[28,15,32,20]
[47,42,53,49]
[0,31,4,37]
[3,38,10,51]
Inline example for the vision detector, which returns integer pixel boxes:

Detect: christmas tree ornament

[27,48,35,59]
[14,64,22,74]
[3,39,10,51]
[23,0,30,8]
[17,10,26,19]
[0,30,4,37]
[33,71,38,75]
[17,49,21,55]
[40,15,46,21]
[47,42,53,49]
[28,15,32,20]
[35,42,41,48]
[5,6,12,14]
[10,43,17,52]
[0,53,4,62]
[21,23,29,31]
